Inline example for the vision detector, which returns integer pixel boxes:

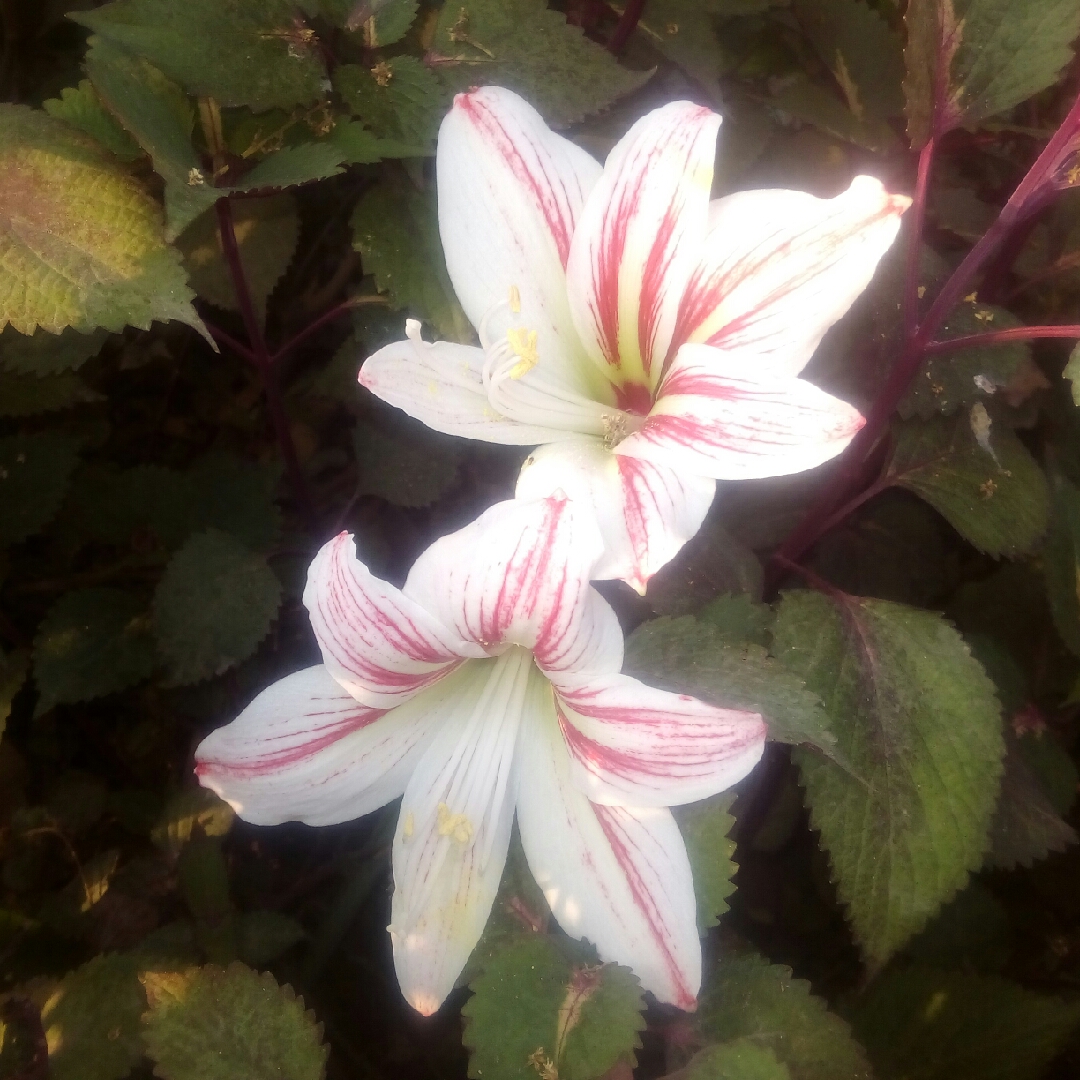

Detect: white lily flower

[195,495,766,1014]
[358,87,911,592]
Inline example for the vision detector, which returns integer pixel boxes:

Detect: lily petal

[391,650,536,1014]
[515,438,715,594]
[516,699,701,1009]
[550,670,765,807]
[194,666,435,827]
[671,177,910,376]
[617,344,865,480]
[359,328,574,445]
[304,533,485,708]
[566,102,720,394]
[402,496,606,669]
[438,87,603,396]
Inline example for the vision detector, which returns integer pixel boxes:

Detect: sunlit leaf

[676,792,737,931]
[42,80,142,161]
[0,105,204,336]
[774,591,1004,970]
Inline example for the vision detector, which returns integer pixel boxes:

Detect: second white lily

[195,495,766,1014]
[359,86,910,592]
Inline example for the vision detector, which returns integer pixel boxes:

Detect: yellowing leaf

[0,105,205,337]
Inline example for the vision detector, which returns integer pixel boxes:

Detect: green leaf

[794,0,904,121]
[236,910,307,966]
[887,410,1050,557]
[141,962,327,1080]
[0,371,102,416]
[0,326,109,375]
[72,0,328,113]
[370,0,419,44]
[151,787,236,852]
[903,0,1080,147]
[631,1,728,100]
[84,39,213,240]
[323,120,426,164]
[1064,342,1080,406]
[234,143,346,192]
[463,935,645,1080]
[351,181,470,340]
[178,195,300,326]
[984,732,1077,869]
[770,75,898,152]
[334,57,445,146]
[0,430,81,544]
[0,104,205,337]
[698,594,774,647]
[848,967,1080,1080]
[352,418,461,507]
[676,793,737,931]
[1043,473,1080,657]
[432,0,651,128]
[179,833,232,925]
[682,1041,792,1080]
[38,953,148,1080]
[181,453,283,551]
[0,650,29,738]
[624,615,844,765]
[33,587,156,712]
[1018,730,1078,814]
[42,80,143,161]
[774,590,1004,970]
[696,953,872,1080]
[899,303,1029,418]
[152,529,282,684]
[906,881,1012,974]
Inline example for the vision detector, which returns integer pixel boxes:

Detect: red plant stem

[607,0,646,55]
[203,320,257,366]
[215,198,314,521]
[769,91,1080,581]
[271,295,386,364]
[924,324,1080,354]
[902,138,936,340]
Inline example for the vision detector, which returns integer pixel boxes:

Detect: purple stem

[607,0,646,56]
[215,198,314,522]
[271,296,383,364]
[203,320,258,365]
[924,323,1080,354]
[902,139,936,341]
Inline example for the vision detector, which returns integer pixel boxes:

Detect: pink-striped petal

[550,671,765,807]
[438,87,603,398]
[515,438,715,594]
[358,328,575,446]
[566,101,720,395]
[670,177,910,377]
[194,666,436,827]
[617,344,865,481]
[401,496,606,670]
[390,651,537,1014]
[516,704,701,1010]
[304,533,484,708]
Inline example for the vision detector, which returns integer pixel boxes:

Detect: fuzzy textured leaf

[38,953,147,1080]
[624,615,843,764]
[432,0,650,127]
[696,953,872,1080]
[0,104,204,336]
[141,962,327,1080]
[683,1041,791,1080]
[888,411,1050,557]
[152,529,282,684]
[463,935,645,1080]
[334,57,445,147]
[42,80,142,161]
[34,587,156,712]
[984,732,1077,869]
[0,430,81,544]
[72,0,327,113]
[629,0,728,100]
[351,182,469,340]
[774,591,1004,969]
[676,793,737,931]
[899,303,1028,419]
[849,967,1080,1080]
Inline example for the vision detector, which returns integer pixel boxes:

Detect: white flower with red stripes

[195,495,765,1014]
[358,86,910,593]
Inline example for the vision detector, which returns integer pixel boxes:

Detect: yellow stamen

[436,802,473,844]
[963,291,978,303]
[506,327,539,379]
[509,284,522,313]
[402,811,415,839]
